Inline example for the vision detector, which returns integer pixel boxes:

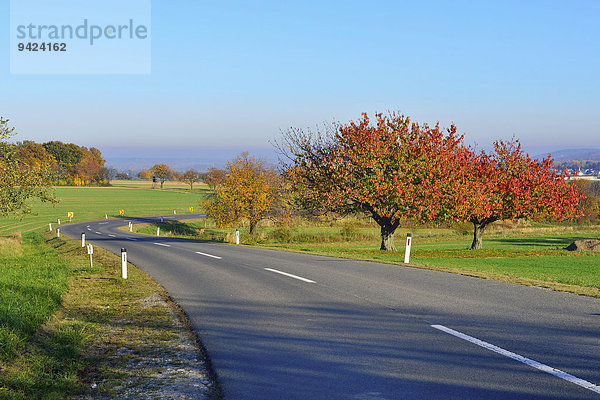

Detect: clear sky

[1,0,599,164]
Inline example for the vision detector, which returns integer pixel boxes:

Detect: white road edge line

[431,324,600,394]
[98,222,108,225]
[264,268,315,283]
[154,243,171,247]
[195,251,222,259]
[126,238,137,241]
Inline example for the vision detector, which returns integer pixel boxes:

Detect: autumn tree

[150,164,174,189]
[74,147,106,185]
[281,112,471,251]
[16,141,56,170]
[203,167,226,189]
[461,139,583,249]
[182,169,200,190]
[572,180,600,224]
[138,170,152,180]
[204,153,280,234]
[0,117,57,215]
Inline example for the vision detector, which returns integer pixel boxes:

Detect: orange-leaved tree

[138,170,152,180]
[182,169,200,190]
[203,167,226,189]
[459,139,583,249]
[204,153,280,234]
[150,164,174,189]
[281,112,472,251]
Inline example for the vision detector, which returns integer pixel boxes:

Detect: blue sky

[1,0,599,167]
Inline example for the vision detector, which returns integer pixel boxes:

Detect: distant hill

[535,148,600,162]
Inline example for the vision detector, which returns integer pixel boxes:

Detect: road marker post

[49,222,52,231]
[105,214,108,220]
[57,218,60,225]
[121,248,127,279]
[81,232,86,247]
[404,233,412,264]
[235,229,240,245]
[56,228,60,237]
[129,221,133,232]
[173,209,176,215]
[87,244,93,268]
[156,227,160,236]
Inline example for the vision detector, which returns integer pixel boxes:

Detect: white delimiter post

[57,218,60,225]
[81,232,86,247]
[404,233,412,264]
[235,229,240,245]
[121,248,127,279]
[156,227,160,236]
[87,244,93,268]
[49,223,52,231]
[56,228,60,237]
[129,222,133,232]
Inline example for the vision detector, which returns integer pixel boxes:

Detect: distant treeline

[555,160,600,172]
[5,140,109,186]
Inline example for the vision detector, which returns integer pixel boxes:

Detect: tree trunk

[249,220,257,235]
[160,180,164,189]
[471,222,486,250]
[379,220,399,251]
[470,217,497,249]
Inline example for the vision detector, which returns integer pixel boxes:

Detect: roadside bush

[340,225,360,239]
[271,227,294,243]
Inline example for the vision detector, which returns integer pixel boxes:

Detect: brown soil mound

[565,239,600,252]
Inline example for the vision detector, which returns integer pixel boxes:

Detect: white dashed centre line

[154,243,171,247]
[264,268,316,283]
[195,251,222,259]
[108,234,115,237]
[431,324,600,394]
[95,232,102,235]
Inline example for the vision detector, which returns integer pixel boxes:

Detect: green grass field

[0,183,209,235]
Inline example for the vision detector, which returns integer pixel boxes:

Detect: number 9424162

[18,42,66,52]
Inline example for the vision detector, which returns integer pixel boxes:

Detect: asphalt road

[61,215,600,399]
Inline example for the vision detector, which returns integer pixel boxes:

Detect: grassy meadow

[0,180,210,235]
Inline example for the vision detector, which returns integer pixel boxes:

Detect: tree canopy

[182,169,200,190]
[0,117,57,216]
[281,112,470,251]
[459,139,582,249]
[204,153,281,234]
[150,164,175,189]
[280,112,583,251]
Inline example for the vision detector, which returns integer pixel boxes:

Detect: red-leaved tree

[460,139,583,249]
[281,112,472,251]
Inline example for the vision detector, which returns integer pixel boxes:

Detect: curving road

[61,215,600,399]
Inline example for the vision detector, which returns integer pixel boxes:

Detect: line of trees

[203,113,585,251]
[2,137,110,186]
[277,112,583,250]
